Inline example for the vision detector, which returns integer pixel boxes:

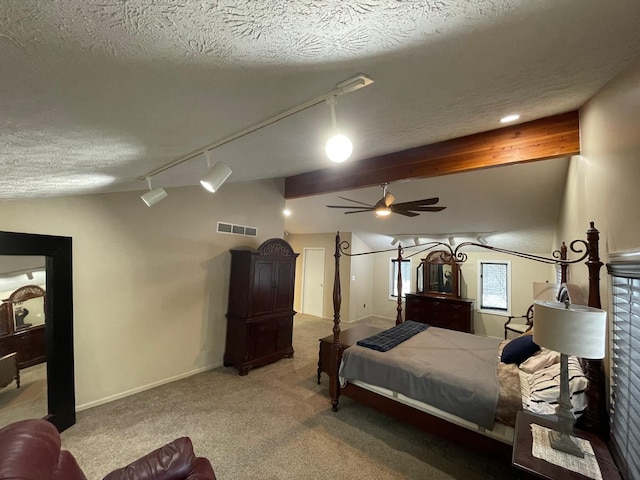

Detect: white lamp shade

[200,161,232,193]
[533,301,607,359]
[141,187,168,207]
[325,133,353,163]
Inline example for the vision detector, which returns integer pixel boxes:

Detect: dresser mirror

[420,250,461,298]
[1,282,46,334]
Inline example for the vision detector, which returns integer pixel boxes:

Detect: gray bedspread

[339,326,502,429]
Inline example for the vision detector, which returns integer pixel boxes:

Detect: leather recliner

[0,419,217,480]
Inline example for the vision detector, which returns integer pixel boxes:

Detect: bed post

[560,242,568,283]
[330,232,342,412]
[586,222,602,309]
[395,243,403,325]
[577,222,609,438]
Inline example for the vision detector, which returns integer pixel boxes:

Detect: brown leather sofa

[0,419,217,480]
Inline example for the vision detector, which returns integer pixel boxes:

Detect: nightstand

[512,411,621,479]
[317,325,383,384]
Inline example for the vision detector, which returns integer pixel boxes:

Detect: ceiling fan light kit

[137,74,374,203]
[375,207,391,217]
[327,183,446,218]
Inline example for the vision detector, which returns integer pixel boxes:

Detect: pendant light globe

[325,133,353,163]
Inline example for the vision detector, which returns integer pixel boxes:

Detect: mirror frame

[421,250,461,298]
[0,231,75,431]
[416,262,424,293]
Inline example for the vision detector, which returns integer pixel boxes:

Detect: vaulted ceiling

[3,1,640,250]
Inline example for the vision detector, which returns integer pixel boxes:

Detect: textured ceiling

[2,1,640,249]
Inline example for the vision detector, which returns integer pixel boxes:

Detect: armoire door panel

[251,260,275,316]
[273,261,295,313]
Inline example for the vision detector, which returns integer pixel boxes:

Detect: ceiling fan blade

[409,206,447,212]
[326,205,373,209]
[392,197,440,209]
[344,210,371,215]
[389,209,420,217]
[336,196,375,208]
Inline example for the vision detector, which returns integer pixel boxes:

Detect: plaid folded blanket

[357,320,429,352]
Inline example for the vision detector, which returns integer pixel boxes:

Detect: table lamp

[533,300,607,457]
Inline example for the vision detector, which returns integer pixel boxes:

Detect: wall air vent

[217,222,258,237]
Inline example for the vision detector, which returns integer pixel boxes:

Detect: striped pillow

[522,356,588,417]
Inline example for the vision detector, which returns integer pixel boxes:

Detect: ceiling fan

[326,183,446,217]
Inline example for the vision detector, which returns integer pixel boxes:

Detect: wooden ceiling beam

[284,110,579,199]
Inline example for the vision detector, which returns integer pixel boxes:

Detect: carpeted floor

[0,363,47,426]
[60,314,524,480]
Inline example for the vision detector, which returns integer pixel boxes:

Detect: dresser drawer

[405,294,473,333]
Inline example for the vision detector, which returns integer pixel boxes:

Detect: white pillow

[522,356,588,417]
[518,348,560,374]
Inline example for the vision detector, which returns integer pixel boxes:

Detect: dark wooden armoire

[224,238,299,375]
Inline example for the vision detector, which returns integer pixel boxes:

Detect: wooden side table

[512,411,621,479]
[317,325,383,384]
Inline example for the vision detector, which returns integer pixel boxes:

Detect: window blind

[390,259,411,298]
[480,262,508,311]
[608,263,640,480]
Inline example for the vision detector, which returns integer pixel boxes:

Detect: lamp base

[549,430,585,458]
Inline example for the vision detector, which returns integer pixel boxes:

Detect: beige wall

[288,232,351,321]
[348,233,374,323]
[555,54,640,383]
[557,53,640,310]
[0,178,286,409]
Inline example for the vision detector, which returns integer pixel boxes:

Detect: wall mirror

[0,263,48,426]
[420,250,461,298]
[0,232,74,432]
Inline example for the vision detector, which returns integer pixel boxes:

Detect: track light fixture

[325,96,353,163]
[140,177,168,207]
[200,153,232,193]
[137,74,374,190]
[390,237,399,246]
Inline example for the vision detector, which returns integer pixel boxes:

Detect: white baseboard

[75,362,222,412]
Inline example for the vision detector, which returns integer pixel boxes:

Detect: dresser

[405,293,474,333]
[0,284,47,370]
[0,324,46,370]
[224,238,299,375]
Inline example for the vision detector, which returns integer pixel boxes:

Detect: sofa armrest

[52,450,88,480]
[185,457,216,480]
[103,437,214,480]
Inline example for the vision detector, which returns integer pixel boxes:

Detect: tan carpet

[60,315,522,480]
[0,363,47,426]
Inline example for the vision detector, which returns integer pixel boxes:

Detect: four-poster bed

[326,222,608,460]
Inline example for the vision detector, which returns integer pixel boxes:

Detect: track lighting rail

[137,74,374,182]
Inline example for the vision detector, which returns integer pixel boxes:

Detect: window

[477,260,511,315]
[389,258,411,299]
[608,260,640,480]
